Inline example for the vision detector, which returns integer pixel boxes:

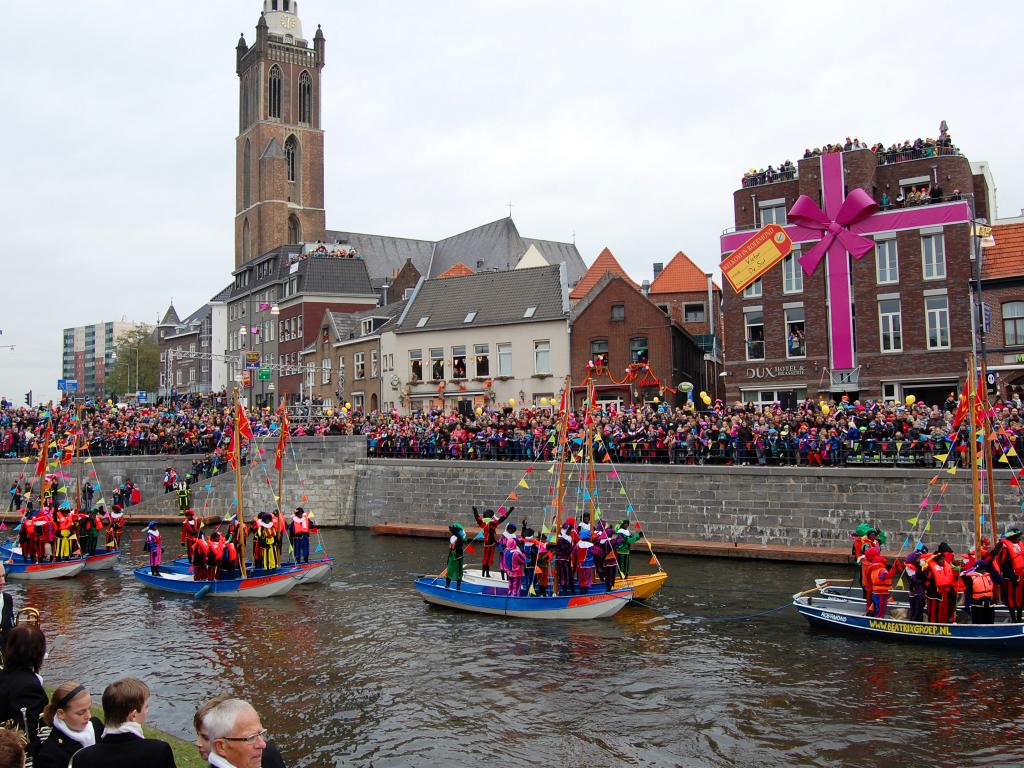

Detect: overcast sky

[3,1,1021,403]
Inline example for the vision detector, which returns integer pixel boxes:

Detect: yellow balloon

[652,396,660,404]
[475,406,483,415]
[821,404,830,415]
[106,399,113,405]
[508,398,516,406]
[345,402,352,409]
[699,391,708,400]
[540,397,548,406]
[701,394,711,405]
[905,394,916,406]
[325,408,334,417]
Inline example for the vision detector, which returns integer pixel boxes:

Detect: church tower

[234,0,326,268]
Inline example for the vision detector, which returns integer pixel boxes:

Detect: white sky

[3,1,1021,403]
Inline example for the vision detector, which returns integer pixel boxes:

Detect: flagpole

[552,375,572,596]
[276,402,286,514]
[74,403,84,511]
[967,354,982,553]
[234,387,248,579]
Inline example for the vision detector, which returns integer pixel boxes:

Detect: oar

[794,578,851,599]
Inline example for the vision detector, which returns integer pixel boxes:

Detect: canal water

[9,529,1024,767]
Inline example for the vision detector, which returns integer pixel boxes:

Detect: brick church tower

[234,1,326,268]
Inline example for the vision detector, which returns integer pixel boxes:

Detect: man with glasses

[199,697,282,768]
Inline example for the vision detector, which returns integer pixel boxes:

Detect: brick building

[720,137,994,407]
[157,288,230,398]
[974,216,1024,399]
[569,273,706,408]
[568,247,639,306]
[61,319,143,400]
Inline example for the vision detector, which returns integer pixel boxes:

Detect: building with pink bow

[719,135,995,407]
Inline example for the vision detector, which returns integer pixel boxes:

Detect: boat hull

[414,577,633,619]
[5,560,87,580]
[2,543,117,572]
[794,594,1024,649]
[818,582,1014,622]
[169,556,333,583]
[132,566,300,598]
[461,569,667,600]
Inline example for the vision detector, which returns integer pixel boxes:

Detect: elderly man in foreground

[203,698,268,768]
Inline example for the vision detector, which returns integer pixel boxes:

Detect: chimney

[641,280,650,296]
[653,262,664,280]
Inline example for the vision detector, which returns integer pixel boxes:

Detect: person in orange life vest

[472,505,512,578]
[860,546,882,616]
[190,532,210,581]
[144,522,162,576]
[181,510,202,557]
[852,527,880,595]
[989,528,1024,622]
[290,507,311,564]
[924,542,958,623]
[575,529,597,593]
[866,551,901,618]
[960,559,1000,625]
[507,537,526,596]
[54,507,76,561]
[206,532,227,580]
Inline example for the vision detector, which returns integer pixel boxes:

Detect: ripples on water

[10,530,1024,767]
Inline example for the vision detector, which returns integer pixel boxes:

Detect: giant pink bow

[790,188,878,277]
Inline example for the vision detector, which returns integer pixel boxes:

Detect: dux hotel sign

[746,365,806,380]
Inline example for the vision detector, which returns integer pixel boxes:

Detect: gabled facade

[648,250,724,352]
[569,247,640,304]
[158,285,231,398]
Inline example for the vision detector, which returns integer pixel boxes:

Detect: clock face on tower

[280,15,296,29]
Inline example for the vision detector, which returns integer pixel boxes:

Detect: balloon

[905,394,916,406]
[325,408,334,417]
[679,381,694,392]
[106,399,113,405]
[345,402,351,409]
[652,396,660,404]
[475,406,483,415]
[701,394,711,405]
[821,404,830,415]
[540,397,548,406]
[699,391,708,400]
[508,398,516,407]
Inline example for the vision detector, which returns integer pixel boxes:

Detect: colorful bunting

[907,516,919,526]
[518,479,529,489]
[934,453,949,463]
[947,466,957,476]
[508,492,518,501]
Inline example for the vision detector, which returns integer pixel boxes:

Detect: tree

[106,325,158,397]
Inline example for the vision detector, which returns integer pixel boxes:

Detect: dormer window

[464,311,477,323]
[361,319,373,335]
[416,316,429,328]
[523,306,537,318]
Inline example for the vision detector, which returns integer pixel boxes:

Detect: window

[243,139,251,209]
[160,373,166,387]
[287,216,301,245]
[523,306,537,319]
[354,352,365,380]
[371,350,379,378]
[352,394,364,411]
[176,369,183,386]
[1005,302,1024,346]
[298,70,312,124]
[629,337,649,364]
[189,343,196,354]
[876,239,898,284]
[305,363,315,389]
[611,304,625,321]
[534,341,551,374]
[409,350,422,381]
[683,303,706,322]
[451,346,467,379]
[321,358,332,384]
[268,65,282,118]
[463,311,477,323]
[760,203,787,226]
[745,310,765,361]
[782,253,803,294]
[416,316,429,328]
[879,298,902,352]
[657,304,669,315]
[285,136,298,183]
[926,294,950,349]
[497,343,512,376]
[361,319,373,336]
[744,279,762,299]
[474,344,490,377]
[922,233,946,280]
[338,356,345,382]
[785,307,805,358]
[591,339,608,367]
[189,368,196,384]
[430,348,444,380]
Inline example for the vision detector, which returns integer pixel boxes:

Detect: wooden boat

[170,554,334,583]
[461,568,667,599]
[2,541,118,572]
[793,591,1024,649]
[4,558,86,580]
[414,577,633,619]
[132,565,301,598]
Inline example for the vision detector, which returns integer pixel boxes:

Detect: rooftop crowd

[3,390,1023,469]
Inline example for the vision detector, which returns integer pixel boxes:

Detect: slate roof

[159,304,180,326]
[324,230,435,283]
[209,283,234,302]
[982,221,1024,280]
[396,265,567,333]
[227,246,376,302]
[649,251,720,294]
[569,247,640,300]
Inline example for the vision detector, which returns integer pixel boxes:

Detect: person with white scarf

[35,681,103,768]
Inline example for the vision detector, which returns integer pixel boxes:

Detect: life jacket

[225,542,238,563]
[57,513,74,532]
[209,540,224,560]
[963,570,994,600]
[868,562,892,594]
[274,512,287,533]
[998,540,1024,577]
[292,516,310,534]
[861,558,875,593]
[928,557,954,588]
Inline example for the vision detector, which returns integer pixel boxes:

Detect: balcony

[741,166,797,189]
[876,144,961,166]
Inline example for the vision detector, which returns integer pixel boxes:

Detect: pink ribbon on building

[789,187,878,276]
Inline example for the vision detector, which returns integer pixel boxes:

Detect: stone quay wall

[3,437,1015,550]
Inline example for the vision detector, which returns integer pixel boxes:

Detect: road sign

[258,367,272,381]
[57,379,79,392]
[137,391,148,403]
[244,351,261,370]
[720,224,794,293]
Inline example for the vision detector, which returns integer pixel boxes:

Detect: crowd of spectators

[741,160,796,188]
[3,391,1020,470]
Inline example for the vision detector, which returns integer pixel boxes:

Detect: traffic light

[24,390,32,407]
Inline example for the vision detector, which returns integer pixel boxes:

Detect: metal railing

[876,144,961,166]
[741,167,797,189]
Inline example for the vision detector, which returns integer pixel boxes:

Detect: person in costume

[83,508,103,557]
[903,549,927,622]
[181,509,202,556]
[851,524,879,592]
[35,680,104,768]
[445,523,467,590]
[272,508,288,561]
[521,526,538,596]
[554,519,576,595]
[175,480,192,513]
[105,505,126,550]
[472,505,512,578]
[614,519,642,578]
[191,531,210,581]
[206,532,226,580]
[865,550,900,618]
[0,565,14,650]
[256,513,280,570]
[924,542,957,623]
[534,539,552,597]
[989,528,1024,622]
[290,507,311,564]
[18,508,36,562]
[144,522,162,576]
[499,523,518,582]
[54,507,76,561]
[595,529,619,591]
[507,537,526,596]
[960,558,1000,624]
[575,529,596,593]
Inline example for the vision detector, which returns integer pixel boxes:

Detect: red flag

[34,426,52,478]
[236,402,253,440]
[465,544,476,555]
[275,408,290,472]
[228,427,241,471]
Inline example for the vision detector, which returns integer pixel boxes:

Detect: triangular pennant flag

[528,584,536,596]
[977,455,984,467]
[620,487,626,495]
[508,491,518,501]
[901,537,911,548]
[934,453,949,463]
[57,486,67,493]
[918,498,929,509]
[540,524,549,536]
[465,544,476,555]
[232,498,238,505]
[582,491,591,501]
[525,467,533,474]
[939,482,949,493]
[288,543,294,555]
[999,453,1010,464]
[594,508,602,521]
[315,543,323,553]
[518,479,529,489]
[83,457,93,464]
[896,441,903,453]
[547,465,555,474]
[301,495,308,502]
[1012,476,1020,488]
[0,522,6,530]
[924,520,932,532]
[649,556,658,565]
[931,503,941,513]
[59,501,70,509]
[947,466,957,476]
[609,470,618,479]
[1010,447,1019,458]
[204,483,212,492]
[626,504,634,513]
[19,457,30,463]
[928,475,939,485]
[602,454,611,462]
[907,517,919,526]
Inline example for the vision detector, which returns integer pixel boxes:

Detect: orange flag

[508,491,518,501]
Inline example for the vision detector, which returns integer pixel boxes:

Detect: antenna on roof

[506,200,514,218]
[572,229,576,245]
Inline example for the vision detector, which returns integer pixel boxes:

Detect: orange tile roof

[649,251,720,294]
[569,247,639,300]
[437,262,475,279]
[983,222,1024,280]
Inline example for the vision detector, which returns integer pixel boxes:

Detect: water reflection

[7,530,1024,767]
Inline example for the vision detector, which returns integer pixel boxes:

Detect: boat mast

[73,403,83,511]
[276,401,286,515]
[585,380,597,523]
[552,375,572,596]
[967,354,983,553]
[234,386,248,579]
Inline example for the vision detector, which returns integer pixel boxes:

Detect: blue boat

[133,565,301,598]
[170,554,334,583]
[793,592,1024,650]
[414,576,633,619]
[3,558,86,580]
[2,540,118,572]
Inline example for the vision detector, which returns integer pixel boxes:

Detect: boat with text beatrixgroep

[414,577,633,619]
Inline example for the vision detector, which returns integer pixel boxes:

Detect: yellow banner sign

[720,224,793,293]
